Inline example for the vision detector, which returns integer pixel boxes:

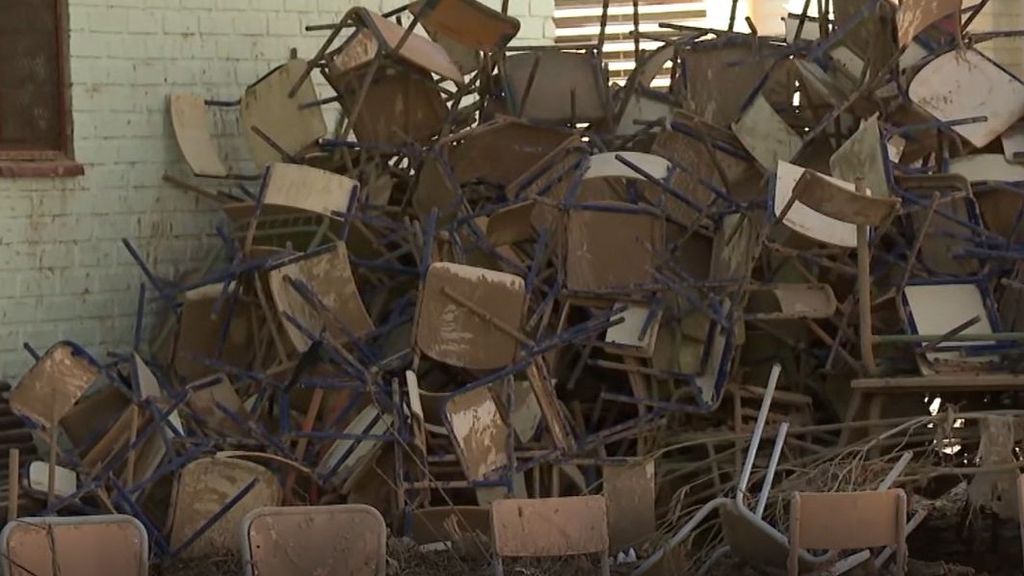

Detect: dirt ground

[154,514,1022,576]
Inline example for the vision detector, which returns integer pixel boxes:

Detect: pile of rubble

[7,0,1024,573]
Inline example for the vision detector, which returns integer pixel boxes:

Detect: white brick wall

[972,0,1024,78]
[0,0,553,380]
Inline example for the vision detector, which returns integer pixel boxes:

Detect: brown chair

[781,165,902,375]
[241,505,386,576]
[1018,474,1024,572]
[787,489,908,576]
[414,261,527,371]
[409,0,520,76]
[491,496,610,576]
[302,7,464,148]
[1,515,148,576]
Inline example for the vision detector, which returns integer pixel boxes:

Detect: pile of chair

[8,0,1024,573]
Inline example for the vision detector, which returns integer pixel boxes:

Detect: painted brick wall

[0,0,553,380]
[974,0,1024,78]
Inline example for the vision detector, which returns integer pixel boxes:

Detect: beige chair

[167,456,282,559]
[778,163,902,375]
[0,515,148,576]
[787,489,908,576]
[414,262,527,370]
[491,496,610,576]
[169,93,232,179]
[241,505,386,576]
[1018,474,1024,572]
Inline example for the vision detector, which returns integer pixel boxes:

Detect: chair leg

[600,551,611,576]
[855,219,878,376]
[788,495,801,576]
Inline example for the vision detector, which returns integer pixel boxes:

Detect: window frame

[0,0,82,177]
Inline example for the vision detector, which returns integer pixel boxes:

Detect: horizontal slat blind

[553,0,707,85]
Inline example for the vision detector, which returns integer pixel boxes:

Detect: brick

[164,13,201,34]
[268,12,301,36]
[517,16,545,40]
[89,7,129,32]
[530,0,553,17]
[234,12,268,35]
[127,9,163,34]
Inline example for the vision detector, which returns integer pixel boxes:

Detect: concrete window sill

[0,160,85,178]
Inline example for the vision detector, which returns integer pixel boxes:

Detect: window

[553,0,708,86]
[0,0,81,176]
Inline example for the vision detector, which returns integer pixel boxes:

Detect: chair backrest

[241,505,386,576]
[789,489,906,559]
[410,506,491,545]
[1,515,148,576]
[347,7,465,84]
[11,342,99,429]
[1017,474,1024,571]
[240,59,326,167]
[222,162,358,235]
[415,262,527,370]
[412,0,520,53]
[169,93,230,178]
[565,202,665,293]
[444,386,510,482]
[792,170,901,228]
[503,51,608,123]
[491,496,609,558]
[267,241,375,353]
[168,457,282,558]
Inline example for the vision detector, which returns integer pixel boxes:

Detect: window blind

[553,0,708,85]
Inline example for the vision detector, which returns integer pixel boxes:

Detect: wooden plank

[949,154,1024,183]
[503,51,607,123]
[851,373,1024,392]
[413,0,520,53]
[491,496,609,557]
[186,374,246,437]
[603,460,655,552]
